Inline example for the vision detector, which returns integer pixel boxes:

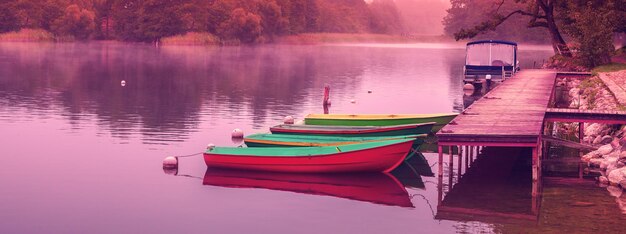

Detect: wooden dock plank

[437,70,557,145]
[545,108,626,124]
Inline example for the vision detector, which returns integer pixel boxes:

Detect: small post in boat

[323,84,331,106]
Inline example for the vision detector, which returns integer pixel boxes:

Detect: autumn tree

[316,0,370,33]
[111,0,142,40]
[218,8,262,43]
[137,0,185,42]
[93,0,115,39]
[51,4,96,40]
[0,0,20,32]
[256,0,288,40]
[178,0,211,32]
[368,0,403,34]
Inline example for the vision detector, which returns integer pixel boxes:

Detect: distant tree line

[0,0,406,43]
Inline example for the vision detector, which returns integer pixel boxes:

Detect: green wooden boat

[244,133,426,147]
[304,113,458,132]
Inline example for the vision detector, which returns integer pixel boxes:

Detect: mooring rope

[409,193,436,217]
[176,174,203,180]
[174,152,203,158]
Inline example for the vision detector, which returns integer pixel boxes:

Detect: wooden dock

[545,108,626,124]
[438,69,556,146]
[436,69,557,183]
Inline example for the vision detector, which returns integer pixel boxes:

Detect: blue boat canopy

[466,40,517,46]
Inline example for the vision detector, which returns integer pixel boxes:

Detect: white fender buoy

[284,116,295,124]
[163,156,178,169]
[121,80,126,87]
[231,128,244,138]
[463,83,475,90]
[485,74,492,80]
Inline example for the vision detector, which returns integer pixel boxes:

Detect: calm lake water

[1,42,624,233]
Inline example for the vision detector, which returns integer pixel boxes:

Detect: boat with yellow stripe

[304,113,458,132]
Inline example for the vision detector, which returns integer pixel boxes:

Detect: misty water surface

[3,42,623,233]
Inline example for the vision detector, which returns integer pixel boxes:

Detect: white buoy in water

[121,80,126,87]
[231,128,244,138]
[163,156,178,169]
[463,83,475,90]
[350,99,356,103]
[207,143,215,150]
[283,116,295,124]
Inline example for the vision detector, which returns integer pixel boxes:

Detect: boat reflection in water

[202,168,414,207]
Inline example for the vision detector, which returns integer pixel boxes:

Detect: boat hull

[304,114,457,132]
[204,140,412,173]
[244,133,424,147]
[270,122,434,137]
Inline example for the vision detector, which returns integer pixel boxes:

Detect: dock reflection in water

[436,147,541,224]
[202,169,414,208]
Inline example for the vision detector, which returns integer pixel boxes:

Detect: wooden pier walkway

[436,69,557,184]
[438,70,557,146]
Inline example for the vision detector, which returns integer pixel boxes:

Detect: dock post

[579,122,584,143]
[532,181,539,214]
[438,145,443,177]
[457,145,462,178]
[465,147,470,171]
[449,146,454,190]
[448,146,453,168]
[437,171,443,205]
[532,147,538,182]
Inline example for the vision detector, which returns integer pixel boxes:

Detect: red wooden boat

[203,139,414,173]
[202,169,413,207]
[269,122,435,137]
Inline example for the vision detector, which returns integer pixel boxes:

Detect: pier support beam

[438,145,443,177]
[449,146,454,191]
[532,147,539,182]
[579,122,584,143]
[457,146,462,179]
[448,146,454,168]
[465,147,470,170]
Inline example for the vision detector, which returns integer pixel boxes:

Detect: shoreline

[555,69,626,191]
[0,29,556,48]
